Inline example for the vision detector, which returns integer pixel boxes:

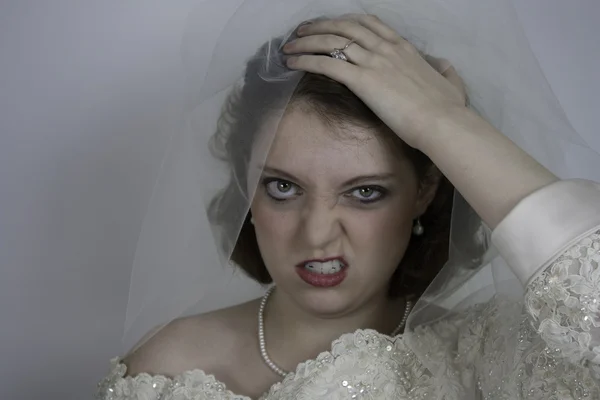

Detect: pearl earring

[250,217,255,225]
[412,218,424,236]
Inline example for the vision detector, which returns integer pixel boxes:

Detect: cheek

[250,198,297,259]
[252,200,293,234]
[345,203,414,259]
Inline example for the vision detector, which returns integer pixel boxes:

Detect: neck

[262,286,403,372]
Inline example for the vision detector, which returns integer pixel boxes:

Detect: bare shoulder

[124,299,260,377]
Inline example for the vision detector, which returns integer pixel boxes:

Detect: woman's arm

[417,106,557,228]
[490,181,600,359]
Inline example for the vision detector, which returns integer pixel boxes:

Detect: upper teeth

[304,260,344,274]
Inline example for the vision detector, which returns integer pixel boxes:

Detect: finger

[283,35,373,66]
[342,14,419,55]
[423,55,467,101]
[424,55,452,75]
[286,54,359,85]
[342,14,404,45]
[442,66,468,101]
[297,19,392,56]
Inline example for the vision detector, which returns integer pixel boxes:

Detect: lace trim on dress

[97,329,438,400]
[96,357,250,400]
[96,230,600,400]
[526,230,600,366]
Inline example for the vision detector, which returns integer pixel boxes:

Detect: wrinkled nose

[299,196,342,249]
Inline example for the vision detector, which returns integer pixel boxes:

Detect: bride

[97,1,600,399]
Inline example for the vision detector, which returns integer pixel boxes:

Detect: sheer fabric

[98,0,600,399]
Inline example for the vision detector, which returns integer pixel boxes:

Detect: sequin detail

[96,230,600,400]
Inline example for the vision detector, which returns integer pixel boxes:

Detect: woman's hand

[284,14,557,229]
[284,14,467,151]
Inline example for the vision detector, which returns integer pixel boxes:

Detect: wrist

[415,106,489,155]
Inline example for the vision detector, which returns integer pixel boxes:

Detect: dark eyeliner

[350,185,389,204]
[261,177,295,202]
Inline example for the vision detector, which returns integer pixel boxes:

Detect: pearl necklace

[258,286,413,378]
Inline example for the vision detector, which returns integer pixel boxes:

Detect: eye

[264,179,298,200]
[349,186,385,203]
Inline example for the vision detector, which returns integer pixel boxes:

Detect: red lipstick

[295,257,348,288]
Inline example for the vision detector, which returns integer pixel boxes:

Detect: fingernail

[297,21,312,34]
[283,41,294,51]
[438,59,452,74]
[425,55,452,74]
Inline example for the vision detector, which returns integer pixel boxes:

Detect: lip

[295,256,348,288]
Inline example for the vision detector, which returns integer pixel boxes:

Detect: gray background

[0,1,598,399]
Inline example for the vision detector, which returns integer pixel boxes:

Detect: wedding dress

[96,180,600,399]
[95,0,600,398]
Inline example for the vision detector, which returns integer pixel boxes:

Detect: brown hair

[208,39,453,299]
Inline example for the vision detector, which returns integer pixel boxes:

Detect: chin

[291,283,371,318]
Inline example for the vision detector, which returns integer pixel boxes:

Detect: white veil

[122,0,600,397]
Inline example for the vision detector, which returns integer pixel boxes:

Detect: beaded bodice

[97,230,600,399]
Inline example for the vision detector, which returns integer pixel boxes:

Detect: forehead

[256,107,408,177]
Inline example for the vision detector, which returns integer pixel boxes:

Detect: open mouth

[302,259,346,274]
[295,257,348,288]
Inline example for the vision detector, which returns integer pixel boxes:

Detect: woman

[97,3,600,400]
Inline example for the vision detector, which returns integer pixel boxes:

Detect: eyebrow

[260,165,396,187]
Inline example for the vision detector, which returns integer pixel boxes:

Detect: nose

[299,196,342,249]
